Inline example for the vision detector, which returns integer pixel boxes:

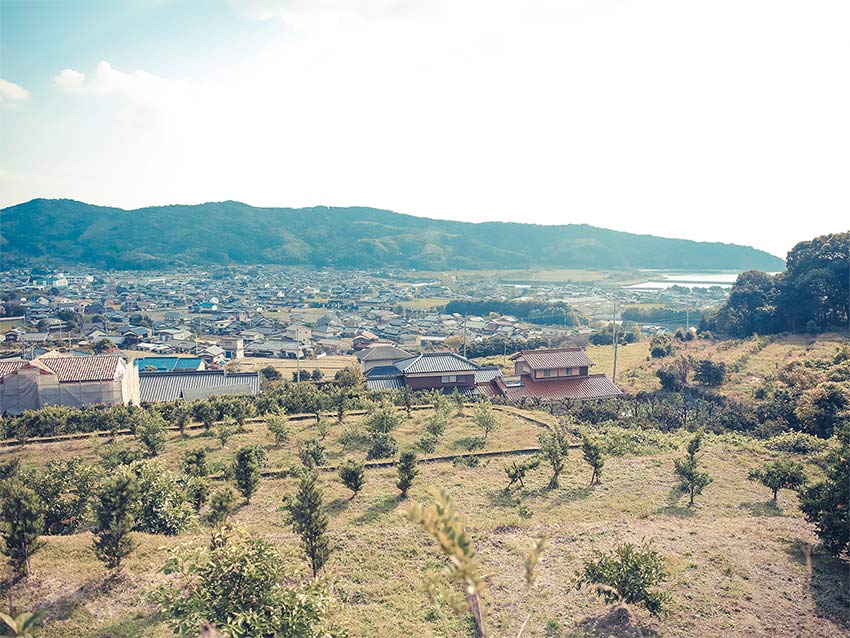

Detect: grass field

[227,355,358,377]
[400,297,452,311]
[586,333,849,397]
[7,404,848,638]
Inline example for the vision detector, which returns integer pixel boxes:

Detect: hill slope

[0,198,785,271]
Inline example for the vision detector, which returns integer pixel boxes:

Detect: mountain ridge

[0,198,786,271]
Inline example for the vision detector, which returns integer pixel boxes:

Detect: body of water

[625,270,743,289]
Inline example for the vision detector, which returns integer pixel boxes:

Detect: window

[441,375,457,384]
[542,369,552,378]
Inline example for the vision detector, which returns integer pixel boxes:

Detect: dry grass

[226,355,358,377]
[8,409,848,638]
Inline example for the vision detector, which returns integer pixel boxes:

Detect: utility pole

[611,298,619,385]
[295,324,301,384]
[462,313,467,359]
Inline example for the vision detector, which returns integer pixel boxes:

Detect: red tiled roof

[0,361,27,379]
[488,373,621,401]
[511,348,595,370]
[38,356,123,382]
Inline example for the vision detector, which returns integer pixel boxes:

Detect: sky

[1,0,848,259]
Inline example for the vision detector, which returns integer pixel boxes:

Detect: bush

[180,449,209,478]
[136,413,168,456]
[154,526,342,638]
[575,541,670,617]
[367,432,398,460]
[504,456,540,490]
[417,433,438,453]
[92,469,139,571]
[132,461,194,535]
[473,401,498,443]
[338,460,365,498]
[208,486,237,524]
[693,360,726,386]
[649,334,674,358]
[298,439,327,469]
[765,431,829,455]
[799,424,849,557]
[33,458,100,535]
[234,446,265,503]
[284,471,331,577]
[396,450,419,498]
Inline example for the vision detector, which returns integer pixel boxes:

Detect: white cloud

[52,60,181,110]
[0,79,31,104]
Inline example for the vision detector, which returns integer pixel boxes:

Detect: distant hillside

[0,199,785,271]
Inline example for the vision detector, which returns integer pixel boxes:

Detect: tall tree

[0,481,45,578]
[284,472,330,577]
[233,446,263,503]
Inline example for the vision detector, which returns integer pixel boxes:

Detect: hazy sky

[1,1,848,258]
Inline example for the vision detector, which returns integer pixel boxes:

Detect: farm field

[7,405,847,638]
[227,355,358,378]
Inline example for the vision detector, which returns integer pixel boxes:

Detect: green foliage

[234,445,266,502]
[32,458,100,535]
[3,199,783,272]
[208,486,237,524]
[417,433,438,453]
[215,416,238,448]
[673,432,712,506]
[298,439,327,469]
[260,365,282,382]
[184,475,211,512]
[92,469,139,570]
[131,461,194,535]
[656,357,691,392]
[504,456,540,490]
[693,359,727,386]
[338,460,365,498]
[265,411,291,446]
[0,610,42,637]
[405,487,486,633]
[799,424,850,557]
[794,381,850,438]
[284,472,331,577]
[423,411,447,440]
[363,400,403,436]
[180,448,209,478]
[366,432,398,460]
[649,334,674,358]
[445,299,581,327]
[334,365,364,389]
[710,232,849,336]
[155,526,343,638]
[575,541,670,617]
[135,412,168,456]
[0,479,45,577]
[765,431,829,455]
[580,435,605,485]
[747,458,807,502]
[473,401,498,443]
[396,449,419,498]
[538,421,573,489]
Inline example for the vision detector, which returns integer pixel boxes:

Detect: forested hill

[0,198,785,271]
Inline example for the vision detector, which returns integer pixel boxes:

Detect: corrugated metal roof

[492,373,621,402]
[395,352,481,374]
[474,366,504,384]
[511,348,595,370]
[139,370,260,402]
[366,377,405,391]
[38,356,122,382]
